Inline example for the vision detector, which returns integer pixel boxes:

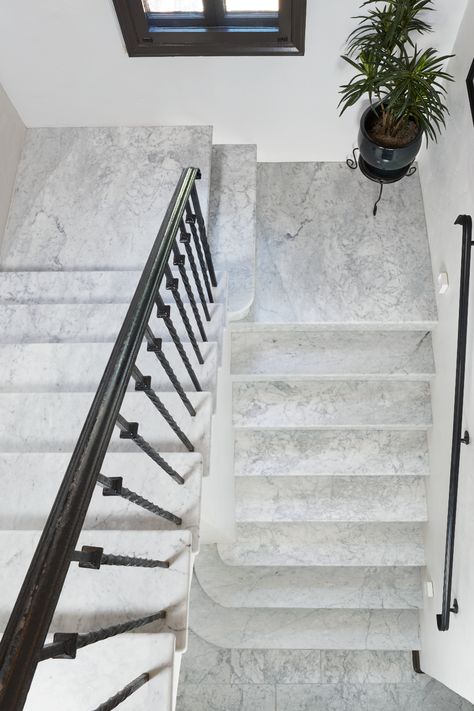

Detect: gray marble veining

[195,545,422,609]
[218,522,425,567]
[189,577,420,650]
[232,380,432,429]
[253,162,437,326]
[231,329,435,379]
[208,145,257,318]
[233,429,430,477]
[1,126,212,270]
[177,683,275,711]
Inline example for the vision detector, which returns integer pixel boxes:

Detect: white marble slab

[177,682,275,711]
[234,429,430,477]
[0,451,203,551]
[0,341,218,395]
[218,522,425,567]
[231,329,435,379]
[232,380,432,429]
[1,126,212,270]
[235,475,427,523]
[0,301,225,347]
[1,530,192,650]
[194,545,422,609]
[0,390,212,475]
[189,577,420,650]
[253,162,437,326]
[26,633,175,711]
[0,269,227,305]
[208,145,257,319]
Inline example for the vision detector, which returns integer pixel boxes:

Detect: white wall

[418,0,474,701]
[0,0,466,161]
[0,83,25,246]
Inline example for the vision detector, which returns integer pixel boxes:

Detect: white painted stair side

[24,633,176,711]
[1,530,192,651]
[0,452,203,552]
[0,270,226,305]
[232,380,432,429]
[194,545,422,609]
[231,329,435,379]
[189,578,420,651]
[0,341,218,394]
[233,429,430,477]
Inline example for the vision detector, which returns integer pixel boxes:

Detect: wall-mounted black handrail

[437,214,473,632]
[0,167,205,709]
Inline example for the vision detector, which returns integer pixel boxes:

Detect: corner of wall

[0,82,26,253]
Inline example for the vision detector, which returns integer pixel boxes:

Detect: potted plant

[339,0,454,181]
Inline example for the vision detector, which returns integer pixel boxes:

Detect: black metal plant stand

[346,147,417,216]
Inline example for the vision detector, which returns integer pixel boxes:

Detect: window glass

[225,0,278,11]
[143,0,204,12]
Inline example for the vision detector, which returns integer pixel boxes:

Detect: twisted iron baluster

[172,241,208,340]
[91,673,150,711]
[185,204,213,303]
[144,328,196,414]
[165,266,204,365]
[72,546,170,569]
[190,184,218,287]
[178,220,211,321]
[131,366,194,452]
[116,415,184,485]
[155,298,202,392]
[97,473,182,525]
[40,611,166,660]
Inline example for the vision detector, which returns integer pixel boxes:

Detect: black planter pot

[358,105,423,182]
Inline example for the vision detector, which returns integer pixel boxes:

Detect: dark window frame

[112,0,306,57]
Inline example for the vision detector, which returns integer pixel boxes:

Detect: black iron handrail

[437,214,473,632]
[0,167,213,708]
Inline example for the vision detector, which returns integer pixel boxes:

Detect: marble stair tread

[0,269,227,305]
[0,301,225,347]
[0,530,192,650]
[234,429,430,477]
[194,545,423,609]
[24,633,176,711]
[231,330,434,379]
[218,522,425,567]
[1,125,213,271]
[0,391,212,475]
[0,341,218,394]
[208,145,257,320]
[235,475,427,523]
[0,452,203,552]
[232,380,432,429]
[189,578,420,650]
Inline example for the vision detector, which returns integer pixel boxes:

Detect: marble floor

[252,162,437,326]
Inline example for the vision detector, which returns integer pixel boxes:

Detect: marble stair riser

[232,380,432,429]
[0,452,203,552]
[0,270,226,305]
[1,126,213,271]
[235,476,427,523]
[0,341,218,395]
[218,522,425,567]
[189,579,420,650]
[24,633,176,711]
[234,429,430,477]
[231,330,435,380]
[208,145,257,319]
[1,530,192,651]
[0,302,225,348]
[0,392,212,475]
[194,546,423,609]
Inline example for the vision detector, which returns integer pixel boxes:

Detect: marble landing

[177,633,474,711]
[0,126,212,270]
[252,162,437,326]
[208,145,257,319]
